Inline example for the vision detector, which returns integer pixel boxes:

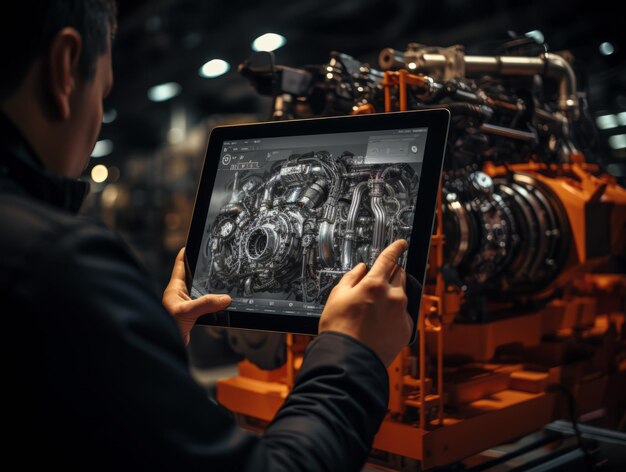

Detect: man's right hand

[319,239,414,366]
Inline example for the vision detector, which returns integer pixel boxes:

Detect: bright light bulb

[102,109,117,124]
[91,139,113,158]
[147,82,181,102]
[199,59,230,78]
[599,42,615,56]
[596,114,618,130]
[91,164,108,183]
[252,33,286,52]
[525,30,544,44]
[608,134,626,150]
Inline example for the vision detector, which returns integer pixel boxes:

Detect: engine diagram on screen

[198,151,419,304]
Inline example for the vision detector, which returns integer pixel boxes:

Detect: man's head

[1,1,117,178]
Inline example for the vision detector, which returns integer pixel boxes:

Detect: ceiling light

[599,42,615,56]
[199,59,230,78]
[596,114,618,130]
[608,134,626,150]
[252,33,286,52]
[91,139,113,158]
[102,109,117,124]
[524,30,544,44]
[91,164,108,183]
[147,82,181,102]
[617,112,626,126]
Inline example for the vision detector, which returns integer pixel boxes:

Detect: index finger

[170,247,187,281]
[367,239,408,279]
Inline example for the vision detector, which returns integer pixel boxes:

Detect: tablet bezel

[185,109,450,335]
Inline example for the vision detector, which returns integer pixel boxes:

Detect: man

[1,1,413,470]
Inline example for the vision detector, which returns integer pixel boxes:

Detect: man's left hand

[163,248,232,345]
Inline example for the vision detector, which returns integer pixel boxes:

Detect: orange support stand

[383,70,427,112]
[385,69,446,430]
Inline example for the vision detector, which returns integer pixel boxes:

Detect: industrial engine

[211,39,626,469]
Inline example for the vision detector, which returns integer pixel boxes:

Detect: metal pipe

[468,55,577,119]
[343,171,371,179]
[545,53,579,120]
[369,177,388,264]
[379,48,579,119]
[342,182,369,270]
[370,196,387,264]
[380,165,402,179]
[299,179,328,210]
[229,171,240,203]
[318,221,336,266]
[466,53,578,119]
[479,123,538,142]
[261,174,281,210]
[379,48,406,70]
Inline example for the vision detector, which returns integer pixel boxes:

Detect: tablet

[185,109,449,337]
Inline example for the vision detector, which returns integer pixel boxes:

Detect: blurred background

[81,0,624,375]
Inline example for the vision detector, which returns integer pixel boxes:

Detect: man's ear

[47,27,82,121]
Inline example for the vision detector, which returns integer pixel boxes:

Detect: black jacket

[0,113,389,471]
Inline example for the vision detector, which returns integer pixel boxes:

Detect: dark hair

[0,0,117,101]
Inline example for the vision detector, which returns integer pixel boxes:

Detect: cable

[547,383,595,471]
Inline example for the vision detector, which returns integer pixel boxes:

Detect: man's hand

[319,240,413,366]
[163,248,231,345]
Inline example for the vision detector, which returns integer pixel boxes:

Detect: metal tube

[369,176,388,264]
[544,53,579,119]
[379,48,406,70]
[261,174,281,209]
[342,182,369,270]
[479,123,538,142]
[421,53,447,67]
[467,54,578,119]
[380,47,579,119]
[465,55,544,75]
[229,171,240,203]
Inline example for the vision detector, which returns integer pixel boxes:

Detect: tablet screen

[190,127,428,318]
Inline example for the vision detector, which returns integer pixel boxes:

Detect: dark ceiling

[101,0,624,162]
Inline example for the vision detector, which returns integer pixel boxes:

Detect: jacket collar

[0,112,89,214]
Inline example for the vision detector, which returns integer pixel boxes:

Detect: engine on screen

[201,152,418,304]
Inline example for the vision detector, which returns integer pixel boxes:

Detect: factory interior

[77,0,626,470]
